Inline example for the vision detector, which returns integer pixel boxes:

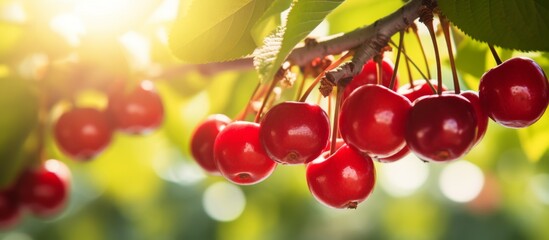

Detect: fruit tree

[1,0,549,239]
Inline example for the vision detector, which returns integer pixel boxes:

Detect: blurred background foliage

[1,0,549,239]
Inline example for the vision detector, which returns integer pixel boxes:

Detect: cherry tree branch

[155,0,430,80]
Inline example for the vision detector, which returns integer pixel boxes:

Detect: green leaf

[254,0,345,83]
[251,0,293,45]
[438,0,549,51]
[327,0,402,34]
[169,0,275,63]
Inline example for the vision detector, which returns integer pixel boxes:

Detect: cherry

[17,159,70,218]
[54,107,113,160]
[214,121,277,185]
[377,145,410,163]
[460,91,488,145]
[342,58,398,100]
[405,94,477,162]
[190,114,231,175]
[107,81,164,134]
[397,79,448,103]
[0,187,21,229]
[322,138,346,153]
[259,101,330,165]
[339,85,412,158]
[479,57,549,128]
[306,144,376,209]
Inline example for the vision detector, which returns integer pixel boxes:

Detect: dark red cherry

[54,107,113,160]
[460,91,488,145]
[17,159,70,218]
[259,102,330,164]
[306,144,376,209]
[397,79,448,102]
[343,58,398,100]
[340,85,412,158]
[190,114,231,175]
[214,121,277,185]
[479,57,549,128]
[0,187,21,229]
[107,81,164,134]
[405,94,477,162]
[377,145,410,163]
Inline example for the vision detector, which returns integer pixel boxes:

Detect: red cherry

[0,188,21,229]
[17,159,70,218]
[259,101,330,164]
[339,85,412,158]
[343,58,398,100]
[54,107,113,160]
[397,79,448,102]
[405,94,477,162]
[460,91,488,145]
[214,121,277,185]
[306,144,376,209]
[107,81,164,134]
[479,57,549,128]
[190,114,231,175]
[377,145,410,163]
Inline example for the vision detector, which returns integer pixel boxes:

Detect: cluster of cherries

[0,160,70,229]
[54,80,164,160]
[191,56,549,209]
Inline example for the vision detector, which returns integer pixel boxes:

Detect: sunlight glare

[203,182,246,222]
[379,153,429,197]
[439,161,484,203]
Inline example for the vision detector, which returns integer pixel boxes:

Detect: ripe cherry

[339,85,412,158]
[190,114,231,175]
[306,144,376,209]
[214,121,277,185]
[405,94,477,162]
[460,91,488,145]
[259,101,330,165]
[397,79,448,102]
[479,57,549,128]
[107,81,164,134]
[377,145,410,163]
[0,187,21,229]
[54,107,113,160]
[17,159,70,218]
[343,58,398,100]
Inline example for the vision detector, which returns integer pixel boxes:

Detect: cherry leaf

[438,0,549,51]
[169,0,274,63]
[254,0,345,83]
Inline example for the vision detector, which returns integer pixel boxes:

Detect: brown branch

[155,0,429,80]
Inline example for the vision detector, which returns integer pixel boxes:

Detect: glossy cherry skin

[17,159,71,218]
[259,102,330,165]
[190,114,231,175]
[460,91,488,145]
[306,144,376,209]
[343,58,398,100]
[54,108,113,160]
[397,79,448,102]
[214,121,277,185]
[340,85,412,158]
[107,81,164,134]
[479,57,549,128]
[405,94,477,162]
[0,187,21,229]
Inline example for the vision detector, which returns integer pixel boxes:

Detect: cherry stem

[402,42,415,87]
[330,85,344,155]
[254,78,279,123]
[423,18,442,95]
[488,44,503,65]
[299,52,352,102]
[388,40,433,92]
[412,23,432,79]
[295,72,308,101]
[439,15,460,94]
[234,82,261,121]
[390,30,405,90]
